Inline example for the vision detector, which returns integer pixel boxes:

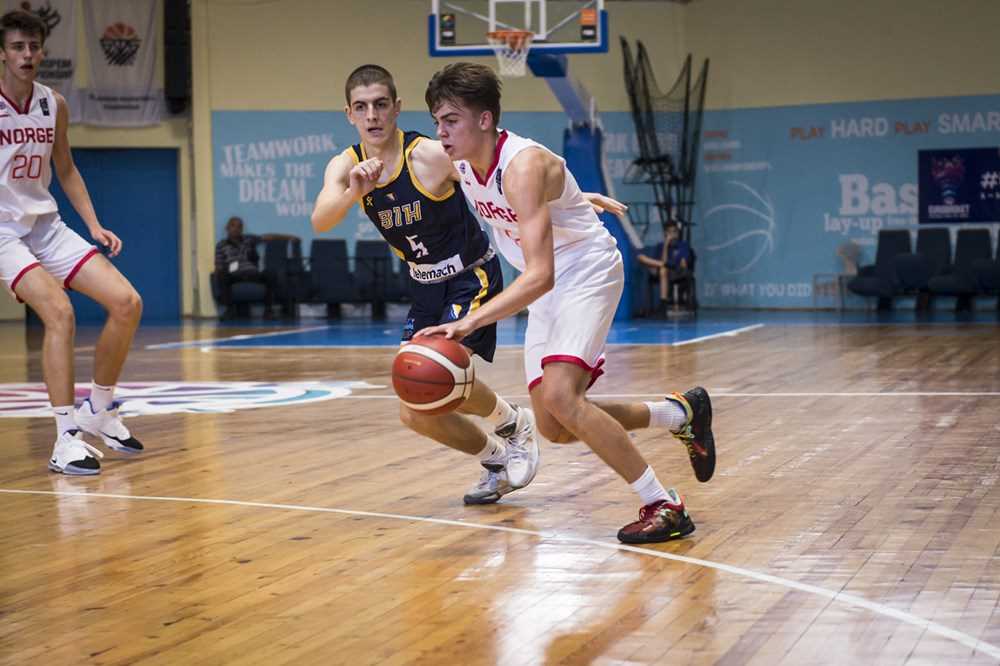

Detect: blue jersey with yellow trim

[351,130,491,284]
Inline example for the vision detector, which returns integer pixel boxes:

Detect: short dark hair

[0,10,47,47]
[425,62,502,126]
[344,64,397,105]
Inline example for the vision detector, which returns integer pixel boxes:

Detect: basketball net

[486,30,534,78]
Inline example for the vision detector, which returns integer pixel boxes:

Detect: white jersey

[456,129,617,273]
[0,81,58,234]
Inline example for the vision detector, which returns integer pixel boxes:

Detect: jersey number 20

[11,155,43,180]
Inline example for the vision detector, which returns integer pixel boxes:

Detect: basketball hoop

[486,30,534,78]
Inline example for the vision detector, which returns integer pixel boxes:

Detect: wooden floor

[1,318,1000,665]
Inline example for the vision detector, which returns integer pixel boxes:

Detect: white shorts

[524,246,624,391]
[0,212,98,300]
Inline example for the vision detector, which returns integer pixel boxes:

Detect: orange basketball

[392,336,474,415]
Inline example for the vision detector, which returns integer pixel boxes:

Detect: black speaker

[164,0,190,115]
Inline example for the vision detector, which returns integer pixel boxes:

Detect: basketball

[392,336,475,415]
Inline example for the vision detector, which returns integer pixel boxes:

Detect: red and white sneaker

[75,400,144,455]
[617,488,696,544]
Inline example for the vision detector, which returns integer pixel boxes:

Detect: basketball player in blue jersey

[0,11,144,475]
[311,65,543,504]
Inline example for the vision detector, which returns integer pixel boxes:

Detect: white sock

[484,396,517,428]
[645,399,688,432]
[629,466,670,506]
[53,405,76,435]
[476,434,507,462]
[90,382,114,412]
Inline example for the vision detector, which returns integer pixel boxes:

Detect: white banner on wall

[7,0,81,121]
[82,0,161,126]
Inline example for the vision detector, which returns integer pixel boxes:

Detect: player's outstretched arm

[311,151,382,233]
[583,192,628,217]
[50,92,121,256]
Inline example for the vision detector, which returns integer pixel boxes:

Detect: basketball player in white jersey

[420,63,717,543]
[0,11,144,475]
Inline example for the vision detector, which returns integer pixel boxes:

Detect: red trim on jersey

[63,248,99,288]
[529,355,606,391]
[0,85,33,115]
[10,261,41,294]
[475,130,509,186]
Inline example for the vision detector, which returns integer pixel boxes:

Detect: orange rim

[487,30,533,49]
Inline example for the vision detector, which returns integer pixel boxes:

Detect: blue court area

[147,309,1000,350]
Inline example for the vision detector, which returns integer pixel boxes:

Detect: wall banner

[82,0,161,126]
[919,147,1000,224]
[213,95,1000,309]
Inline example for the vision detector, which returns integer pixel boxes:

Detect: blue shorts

[401,255,503,362]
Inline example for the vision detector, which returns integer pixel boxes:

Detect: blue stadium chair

[308,239,357,318]
[929,229,992,310]
[894,227,951,310]
[847,229,911,309]
[263,238,307,318]
[972,235,1000,310]
[354,240,394,318]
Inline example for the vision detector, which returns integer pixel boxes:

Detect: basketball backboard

[429,0,608,57]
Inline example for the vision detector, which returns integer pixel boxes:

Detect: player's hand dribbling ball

[392,336,474,415]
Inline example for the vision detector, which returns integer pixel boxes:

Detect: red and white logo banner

[82,0,161,126]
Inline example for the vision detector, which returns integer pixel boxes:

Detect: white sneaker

[463,467,512,505]
[495,405,539,489]
[75,400,144,454]
[48,429,103,475]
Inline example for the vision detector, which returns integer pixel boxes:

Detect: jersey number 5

[405,234,429,259]
[11,155,43,180]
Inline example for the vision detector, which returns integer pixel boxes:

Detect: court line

[143,323,763,351]
[324,391,1000,399]
[144,325,333,350]
[669,323,764,346]
[1,488,996,660]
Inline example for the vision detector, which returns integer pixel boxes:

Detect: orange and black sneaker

[617,489,695,544]
[666,387,715,483]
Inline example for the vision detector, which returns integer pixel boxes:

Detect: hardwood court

[1,318,999,665]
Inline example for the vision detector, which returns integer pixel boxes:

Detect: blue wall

[213,94,1000,310]
[51,148,180,322]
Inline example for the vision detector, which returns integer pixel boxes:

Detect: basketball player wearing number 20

[420,63,717,543]
[312,65,543,505]
[0,10,144,477]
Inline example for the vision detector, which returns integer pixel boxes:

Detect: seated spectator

[637,221,693,313]
[213,216,297,320]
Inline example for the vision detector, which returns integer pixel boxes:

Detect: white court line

[323,391,1000,400]
[145,325,333,350]
[144,323,764,351]
[183,344,528,351]
[670,323,764,346]
[1,488,997,661]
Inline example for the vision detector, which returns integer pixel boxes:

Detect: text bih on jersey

[350,130,492,284]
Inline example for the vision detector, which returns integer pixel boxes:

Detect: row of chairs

[211,238,412,318]
[847,228,1000,310]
